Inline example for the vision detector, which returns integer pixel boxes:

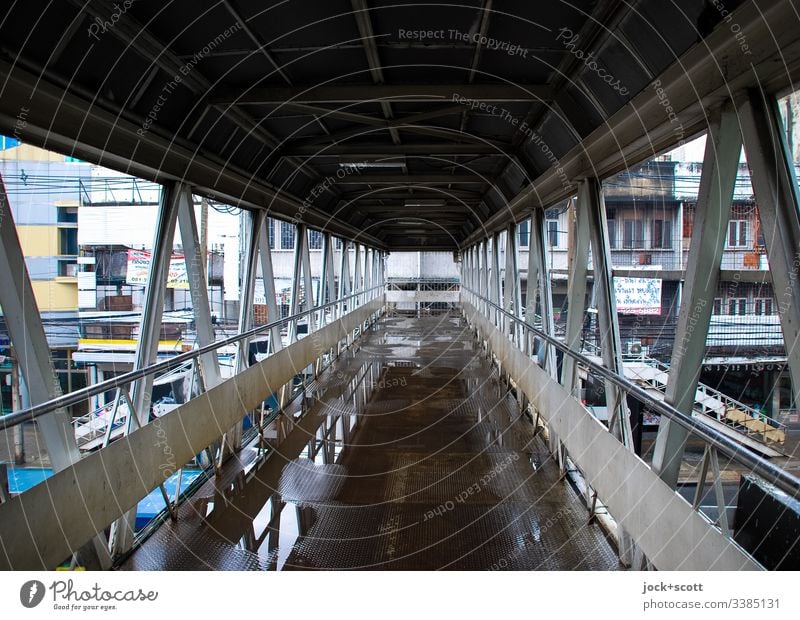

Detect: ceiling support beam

[214,83,552,105]
[461,0,800,247]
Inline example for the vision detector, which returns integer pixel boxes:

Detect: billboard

[126,249,190,289]
[614,277,662,315]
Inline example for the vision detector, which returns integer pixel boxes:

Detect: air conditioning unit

[627,341,643,354]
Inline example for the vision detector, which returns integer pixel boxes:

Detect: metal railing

[0,284,386,432]
[461,286,800,500]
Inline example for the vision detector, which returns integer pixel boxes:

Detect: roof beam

[461,0,800,247]
[213,83,552,105]
[350,0,401,144]
[284,143,509,157]
[0,60,386,250]
[335,175,488,185]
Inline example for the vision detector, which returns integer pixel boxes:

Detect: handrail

[0,284,386,431]
[461,286,800,499]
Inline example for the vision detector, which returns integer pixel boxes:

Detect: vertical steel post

[562,198,590,395]
[480,239,489,318]
[110,181,180,558]
[177,187,222,389]
[289,223,304,343]
[504,223,522,344]
[490,232,502,329]
[582,179,632,446]
[738,90,800,404]
[652,106,741,489]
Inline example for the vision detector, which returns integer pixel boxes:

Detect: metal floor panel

[122,312,621,570]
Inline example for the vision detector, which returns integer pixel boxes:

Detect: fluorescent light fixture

[338,161,405,169]
[404,199,446,207]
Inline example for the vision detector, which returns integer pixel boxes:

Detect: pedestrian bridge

[1,0,800,571]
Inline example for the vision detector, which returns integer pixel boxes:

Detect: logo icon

[20,580,45,608]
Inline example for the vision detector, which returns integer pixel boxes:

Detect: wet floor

[123,311,621,570]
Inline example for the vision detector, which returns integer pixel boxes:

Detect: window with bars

[754,298,773,315]
[728,297,748,315]
[713,298,722,315]
[651,219,672,249]
[309,229,323,250]
[607,221,617,248]
[727,220,749,248]
[281,222,295,250]
[547,220,559,247]
[623,219,645,249]
[518,220,530,247]
[268,218,275,249]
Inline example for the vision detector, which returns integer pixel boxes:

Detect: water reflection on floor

[123,311,620,571]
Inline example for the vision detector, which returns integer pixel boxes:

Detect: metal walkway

[122,312,619,570]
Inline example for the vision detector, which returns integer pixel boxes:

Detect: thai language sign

[126,249,189,289]
[614,277,662,315]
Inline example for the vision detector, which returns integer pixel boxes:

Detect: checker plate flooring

[122,312,620,571]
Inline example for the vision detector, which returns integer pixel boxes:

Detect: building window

[754,298,773,315]
[607,219,617,249]
[335,237,343,250]
[547,220,559,247]
[58,260,78,277]
[727,220,749,248]
[651,219,672,249]
[623,219,644,249]
[281,222,295,250]
[518,220,530,247]
[713,298,722,315]
[57,206,78,223]
[309,229,323,250]
[59,228,78,255]
[728,298,748,315]
[268,218,275,248]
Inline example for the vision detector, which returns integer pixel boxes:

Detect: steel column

[353,243,363,306]
[289,223,304,342]
[503,223,522,342]
[111,181,180,557]
[258,219,283,355]
[177,187,222,389]
[490,233,502,329]
[652,106,741,488]
[479,240,489,318]
[528,209,557,376]
[0,174,80,471]
[582,179,632,446]
[300,227,316,333]
[738,90,800,404]
[562,198,590,395]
